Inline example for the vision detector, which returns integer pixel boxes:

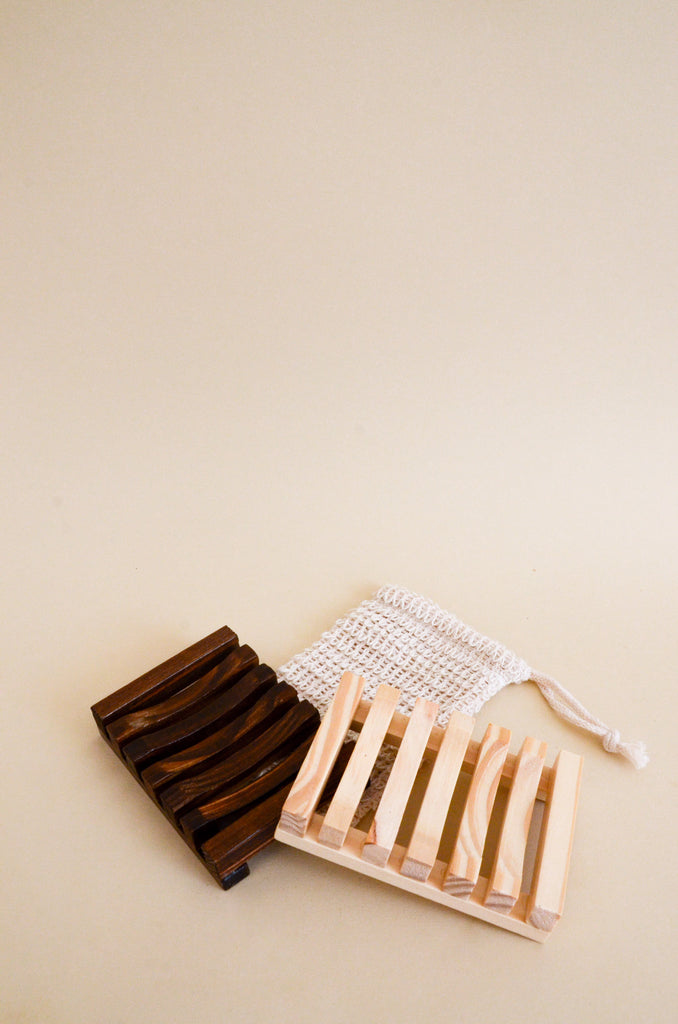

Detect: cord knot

[603,728,621,753]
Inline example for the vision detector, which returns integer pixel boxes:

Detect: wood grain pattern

[122,660,272,775]
[318,684,400,849]
[107,649,256,747]
[140,681,299,794]
[361,697,439,868]
[401,710,475,882]
[201,786,292,884]
[275,682,582,939]
[484,736,548,913]
[526,749,583,931]
[442,723,511,898]
[198,740,356,884]
[275,815,550,943]
[278,671,365,837]
[91,627,321,889]
[351,699,553,801]
[91,626,238,738]
[180,739,317,853]
[159,700,319,824]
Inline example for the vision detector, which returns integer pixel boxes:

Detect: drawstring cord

[528,670,649,769]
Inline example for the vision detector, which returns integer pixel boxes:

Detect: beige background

[2,3,677,1022]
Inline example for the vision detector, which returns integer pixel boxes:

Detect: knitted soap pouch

[278,585,648,816]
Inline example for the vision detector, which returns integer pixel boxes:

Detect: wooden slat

[361,697,439,868]
[107,654,249,747]
[442,723,511,898]
[318,684,400,849]
[160,700,319,824]
[140,681,299,794]
[401,710,475,882]
[91,626,239,736]
[180,740,316,853]
[278,671,365,837]
[201,786,292,883]
[275,815,550,943]
[121,660,271,775]
[484,736,548,913]
[351,700,553,801]
[526,749,583,931]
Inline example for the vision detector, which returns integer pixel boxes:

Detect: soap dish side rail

[276,671,583,941]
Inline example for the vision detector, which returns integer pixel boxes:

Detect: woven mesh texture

[278,584,531,720]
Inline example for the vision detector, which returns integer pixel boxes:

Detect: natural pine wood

[526,749,583,931]
[278,671,365,837]
[362,697,439,868]
[484,736,548,913]
[276,814,550,943]
[318,684,400,849]
[276,681,583,939]
[401,710,474,882]
[351,699,553,801]
[442,723,511,898]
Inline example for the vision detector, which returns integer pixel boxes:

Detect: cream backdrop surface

[2,3,676,1022]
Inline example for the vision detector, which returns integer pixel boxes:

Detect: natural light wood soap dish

[275,672,583,941]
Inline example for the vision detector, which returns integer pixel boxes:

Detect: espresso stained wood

[201,786,292,883]
[122,659,272,775]
[180,738,317,852]
[92,625,239,738]
[141,681,299,794]
[160,700,320,823]
[180,733,355,852]
[107,650,257,748]
[91,625,322,889]
[198,740,358,883]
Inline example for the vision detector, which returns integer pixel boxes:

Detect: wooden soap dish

[91,626,330,889]
[275,672,583,940]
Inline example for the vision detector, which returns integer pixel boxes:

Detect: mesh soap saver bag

[277,585,648,790]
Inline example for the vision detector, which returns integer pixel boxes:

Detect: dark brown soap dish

[91,625,336,889]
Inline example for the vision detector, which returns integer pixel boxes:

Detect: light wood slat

[351,700,553,800]
[277,671,364,837]
[318,684,400,849]
[442,723,511,898]
[361,697,439,868]
[400,710,475,882]
[484,736,548,913]
[275,815,550,943]
[526,749,583,931]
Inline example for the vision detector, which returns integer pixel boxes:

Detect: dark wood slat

[122,663,274,775]
[200,786,292,883]
[180,740,315,851]
[197,741,357,884]
[160,700,319,824]
[181,736,356,854]
[107,645,258,747]
[140,681,299,795]
[91,626,239,737]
